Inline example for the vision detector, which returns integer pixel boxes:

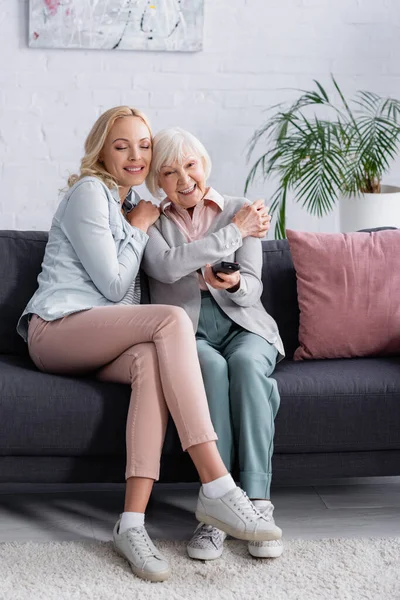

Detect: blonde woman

[17,107,280,583]
[143,127,285,561]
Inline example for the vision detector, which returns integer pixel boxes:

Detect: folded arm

[142,222,243,284]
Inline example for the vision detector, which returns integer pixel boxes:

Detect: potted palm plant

[245,76,400,238]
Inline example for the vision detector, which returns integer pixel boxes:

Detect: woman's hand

[203,264,241,292]
[128,200,160,233]
[232,199,271,238]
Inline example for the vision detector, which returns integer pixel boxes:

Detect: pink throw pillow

[286,229,400,360]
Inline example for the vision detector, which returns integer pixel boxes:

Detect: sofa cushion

[272,356,400,452]
[261,239,299,358]
[0,355,182,458]
[0,231,48,355]
[286,229,400,360]
[2,355,399,458]
[0,355,129,457]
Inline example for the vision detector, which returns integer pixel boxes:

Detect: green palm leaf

[245,77,400,238]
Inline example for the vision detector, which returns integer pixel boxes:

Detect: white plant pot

[339,185,400,232]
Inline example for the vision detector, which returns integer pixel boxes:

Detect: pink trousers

[28,305,217,480]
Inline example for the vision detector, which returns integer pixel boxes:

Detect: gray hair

[146,127,212,198]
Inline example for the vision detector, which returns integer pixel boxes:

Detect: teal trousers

[196,292,280,498]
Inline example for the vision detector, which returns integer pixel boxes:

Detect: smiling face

[158,155,207,209]
[100,116,152,200]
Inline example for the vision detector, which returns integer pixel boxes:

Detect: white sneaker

[113,520,170,582]
[248,501,283,558]
[196,486,282,542]
[187,523,226,560]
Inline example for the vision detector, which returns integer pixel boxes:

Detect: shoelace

[194,524,225,548]
[233,490,265,522]
[127,527,161,559]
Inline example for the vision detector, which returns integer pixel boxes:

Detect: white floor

[1,477,399,543]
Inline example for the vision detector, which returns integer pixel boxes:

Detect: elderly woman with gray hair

[142,128,285,560]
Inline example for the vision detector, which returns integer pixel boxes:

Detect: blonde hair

[146,127,212,199]
[68,106,152,189]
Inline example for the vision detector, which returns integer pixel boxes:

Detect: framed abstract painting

[29,0,204,52]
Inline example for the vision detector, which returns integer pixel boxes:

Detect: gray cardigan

[142,194,285,358]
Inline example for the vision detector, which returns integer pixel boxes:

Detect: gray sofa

[1,229,399,485]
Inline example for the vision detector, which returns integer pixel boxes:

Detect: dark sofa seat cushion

[2,354,399,460]
[0,355,129,457]
[0,355,181,459]
[273,357,400,453]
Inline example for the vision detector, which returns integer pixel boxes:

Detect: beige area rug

[1,538,399,600]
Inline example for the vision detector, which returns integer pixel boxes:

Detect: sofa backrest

[261,239,299,358]
[0,230,48,355]
[0,231,300,358]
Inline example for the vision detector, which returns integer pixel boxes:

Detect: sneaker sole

[195,512,282,542]
[187,546,223,561]
[114,544,171,583]
[248,545,284,558]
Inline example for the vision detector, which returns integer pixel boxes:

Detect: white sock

[202,474,236,499]
[252,500,271,512]
[119,511,145,533]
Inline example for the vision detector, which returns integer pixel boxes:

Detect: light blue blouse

[17,176,148,341]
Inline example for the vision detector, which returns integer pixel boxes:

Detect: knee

[125,342,158,373]
[228,354,280,408]
[159,305,193,331]
[198,352,228,378]
[228,351,257,375]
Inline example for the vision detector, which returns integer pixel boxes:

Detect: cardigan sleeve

[142,221,243,284]
[222,234,263,307]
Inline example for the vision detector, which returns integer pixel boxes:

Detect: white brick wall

[1,0,400,233]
